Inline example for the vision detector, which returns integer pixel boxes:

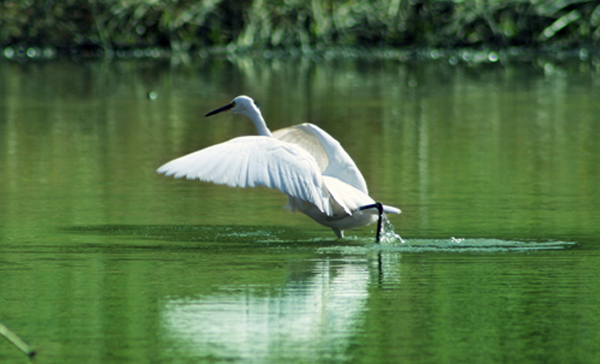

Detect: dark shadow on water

[58,225,577,253]
[58,224,351,247]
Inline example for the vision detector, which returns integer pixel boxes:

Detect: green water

[1,57,599,363]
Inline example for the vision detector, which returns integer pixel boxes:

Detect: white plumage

[157,95,400,238]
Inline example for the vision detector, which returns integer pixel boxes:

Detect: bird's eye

[231,101,236,107]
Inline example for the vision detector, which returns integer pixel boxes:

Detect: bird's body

[157,95,400,238]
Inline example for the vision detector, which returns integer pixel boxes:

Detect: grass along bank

[1,0,599,58]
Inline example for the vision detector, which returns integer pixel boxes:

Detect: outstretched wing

[157,136,333,215]
[273,123,369,195]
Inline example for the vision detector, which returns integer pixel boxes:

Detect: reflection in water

[1,57,599,363]
[163,257,378,361]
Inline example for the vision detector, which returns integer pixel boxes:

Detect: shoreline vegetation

[1,0,599,61]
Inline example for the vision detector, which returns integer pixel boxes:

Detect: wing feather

[322,176,374,214]
[157,136,332,215]
[273,123,369,195]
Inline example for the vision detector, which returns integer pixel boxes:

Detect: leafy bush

[1,0,598,51]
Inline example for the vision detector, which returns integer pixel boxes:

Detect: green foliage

[1,0,599,51]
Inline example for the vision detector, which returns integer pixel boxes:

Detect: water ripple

[319,238,576,254]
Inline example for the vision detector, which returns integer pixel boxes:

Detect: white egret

[157,95,400,241]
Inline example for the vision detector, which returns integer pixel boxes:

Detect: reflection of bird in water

[163,258,374,361]
[157,95,400,240]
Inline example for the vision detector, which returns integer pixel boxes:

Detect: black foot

[359,202,384,243]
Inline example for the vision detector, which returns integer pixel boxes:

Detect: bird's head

[204,95,271,136]
[205,95,260,118]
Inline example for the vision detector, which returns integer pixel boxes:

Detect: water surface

[1,56,599,363]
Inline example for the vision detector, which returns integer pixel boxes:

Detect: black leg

[359,202,384,243]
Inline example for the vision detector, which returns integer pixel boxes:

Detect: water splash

[451,236,465,244]
[379,214,405,244]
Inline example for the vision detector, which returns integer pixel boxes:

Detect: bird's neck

[249,110,273,137]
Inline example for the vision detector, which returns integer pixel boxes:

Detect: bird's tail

[382,205,401,214]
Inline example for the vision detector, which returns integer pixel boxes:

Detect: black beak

[205,102,234,117]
